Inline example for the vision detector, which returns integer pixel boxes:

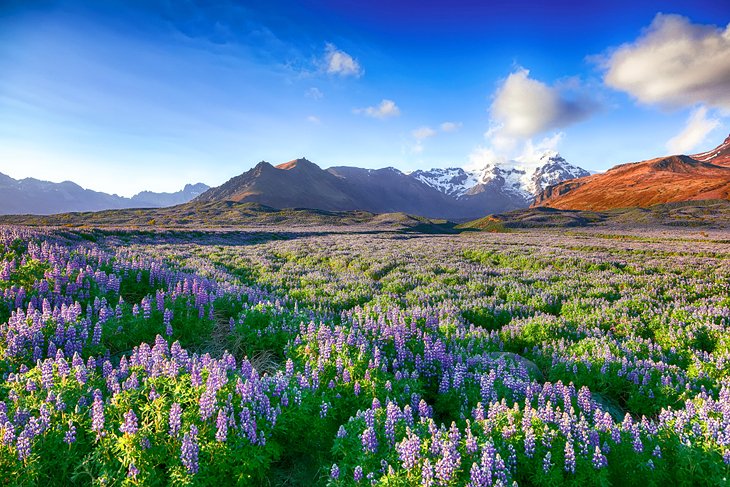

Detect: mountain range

[0,173,209,215]
[534,134,730,210]
[194,152,588,221]
[8,133,729,220]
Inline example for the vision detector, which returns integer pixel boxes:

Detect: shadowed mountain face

[0,174,209,215]
[195,159,360,210]
[534,134,730,211]
[194,157,587,221]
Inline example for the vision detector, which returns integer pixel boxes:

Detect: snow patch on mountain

[410,167,479,197]
[412,151,589,201]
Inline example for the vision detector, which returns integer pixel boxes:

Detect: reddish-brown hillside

[692,134,730,167]
[533,135,730,211]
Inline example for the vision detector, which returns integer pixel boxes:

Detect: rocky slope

[534,134,730,211]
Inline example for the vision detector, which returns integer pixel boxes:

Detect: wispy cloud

[407,122,462,154]
[355,99,400,119]
[411,126,437,140]
[667,106,721,154]
[305,87,323,100]
[601,14,730,111]
[440,121,462,132]
[324,43,363,77]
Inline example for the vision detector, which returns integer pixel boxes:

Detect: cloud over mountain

[489,68,598,139]
[602,14,730,111]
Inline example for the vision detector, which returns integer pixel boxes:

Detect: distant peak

[275,158,317,170]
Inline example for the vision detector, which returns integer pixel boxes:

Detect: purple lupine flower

[128,463,139,478]
[16,431,31,461]
[632,434,644,453]
[330,464,340,479]
[120,409,138,435]
[198,390,216,421]
[64,421,76,445]
[422,458,434,487]
[164,309,173,336]
[468,462,487,487]
[434,443,461,484]
[361,427,378,454]
[41,359,53,390]
[353,465,363,482]
[169,403,182,437]
[524,427,536,458]
[91,390,105,438]
[3,422,16,446]
[92,322,102,346]
[418,399,431,419]
[397,430,421,469]
[465,433,478,455]
[542,451,552,473]
[592,446,608,469]
[181,425,199,474]
[215,409,227,442]
[56,354,70,378]
[564,440,576,473]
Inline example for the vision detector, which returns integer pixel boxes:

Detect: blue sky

[0,0,728,196]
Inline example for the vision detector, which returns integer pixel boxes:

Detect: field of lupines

[1,225,729,486]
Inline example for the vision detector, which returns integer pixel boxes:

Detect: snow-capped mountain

[529,152,590,195]
[410,168,478,197]
[412,151,589,203]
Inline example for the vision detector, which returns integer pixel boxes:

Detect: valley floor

[0,225,729,485]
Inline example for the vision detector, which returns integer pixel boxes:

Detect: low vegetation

[0,226,729,485]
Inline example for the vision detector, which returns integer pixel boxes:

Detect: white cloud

[440,121,462,132]
[601,14,730,111]
[306,87,323,100]
[515,133,564,164]
[490,68,598,138]
[412,126,437,140]
[324,43,363,77]
[666,106,721,154]
[355,99,400,119]
[466,133,565,171]
[466,146,506,170]
[306,115,321,124]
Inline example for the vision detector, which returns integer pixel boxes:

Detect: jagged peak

[253,160,273,169]
[275,158,317,170]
